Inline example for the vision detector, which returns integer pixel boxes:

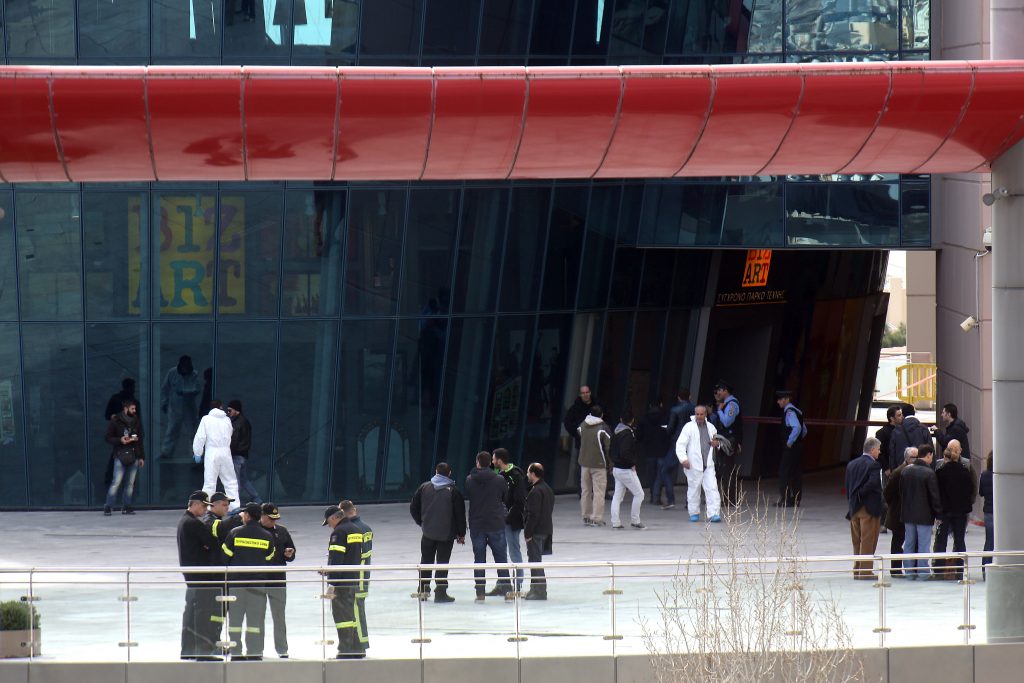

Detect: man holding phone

[104,398,145,516]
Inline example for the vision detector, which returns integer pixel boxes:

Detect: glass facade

[0,0,931,507]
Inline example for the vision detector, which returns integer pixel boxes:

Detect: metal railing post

[959,554,977,645]
[118,570,139,657]
[603,562,623,650]
[873,555,891,648]
[317,571,334,660]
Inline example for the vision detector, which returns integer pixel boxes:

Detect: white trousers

[684,463,721,517]
[610,468,644,526]
[202,449,240,503]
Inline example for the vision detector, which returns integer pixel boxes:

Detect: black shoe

[475,591,485,602]
[278,654,288,659]
[486,584,512,597]
[193,655,223,662]
[524,590,547,601]
[103,506,112,516]
[433,589,455,603]
[336,653,366,659]
[122,507,136,515]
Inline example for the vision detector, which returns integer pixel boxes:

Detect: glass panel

[436,317,494,473]
[424,0,480,56]
[483,314,534,452]
[78,0,149,61]
[617,183,643,245]
[215,321,278,504]
[748,0,784,54]
[665,0,746,55]
[479,0,532,56]
[152,0,223,60]
[333,319,396,500]
[387,318,445,493]
[23,324,85,506]
[522,313,572,478]
[500,187,550,312]
[224,0,292,59]
[294,0,359,60]
[901,0,930,51]
[572,0,609,57]
[84,191,149,319]
[274,320,338,503]
[671,252,710,308]
[151,323,212,504]
[219,192,283,316]
[639,251,673,308]
[596,311,633,421]
[530,0,572,56]
[5,0,75,60]
[86,323,149,507]
[361,0,423,56]
[283,189,346,317]
[608,0,671,59]
[626,311,666,415]
[723,183,785,246]
[518,573,613,657]
[452,188,507,314]
[16,192,83,321]
[576,185,618,309]
[540,187,587,310]
[786,182,900,247]
[0,192,16,320]
[658,310,690,401]
[153,192,216,317]
[400,189,458,316]
[33,574,126,661]
[901,181,930,247]
[344,190,405,315]
[0,323,27,506]
[609,248,641,308]
[787,0,899,53]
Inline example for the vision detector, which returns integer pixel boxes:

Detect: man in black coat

[177,490,218,660]
[562,384,597,489]
[875,405,903,475]
[900,446,943,580]
[465,451,513,600]
[493,448,528,592]
[524,462,554,601]
[845,437,884,580]
[228,400,261,503]
[889,404,931,464]
[934,403,971,463]
[410,462,466,602]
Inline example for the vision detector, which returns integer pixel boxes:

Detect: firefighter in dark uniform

[260,502,296,659]
[222,502,276,661]
[323,499,373,659]
[202,491,242,645]
[176,490,218,660]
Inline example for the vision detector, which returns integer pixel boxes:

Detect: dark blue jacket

[845,453,883,519]
[664,401,695,457]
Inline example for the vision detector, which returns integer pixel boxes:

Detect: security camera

[960,316,980,332]
[983,188,1009,206]
[983,227,993,251]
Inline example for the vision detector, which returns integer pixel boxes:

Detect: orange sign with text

[741,249,772,288]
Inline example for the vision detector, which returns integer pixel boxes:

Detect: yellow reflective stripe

[363,531,373,542]
[245,626,261,633]
[355,592,368,599]
[212,519,221,538]
[335,621,357,629]
[346,533,363,544]
[329,544,346,553]
[355,601,367,643]
[210,615,225,623]
[221,543,234,557]
[360,551,371,559]
[228,627,243,633]
[234,537,270,550]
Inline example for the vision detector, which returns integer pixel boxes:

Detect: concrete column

[987,0,1024,644]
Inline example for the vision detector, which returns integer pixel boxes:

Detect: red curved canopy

[1,61,1023,183]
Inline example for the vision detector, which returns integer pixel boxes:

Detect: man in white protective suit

[676,404,723,524]
[193,399,240,507]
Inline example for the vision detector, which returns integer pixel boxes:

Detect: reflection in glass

[224,0,292,58]
[596,311,634,422]
[639,251,673,308]
[501,188,550,312]
[294,0,359,59]
[901,0,930,50]
[609,0,671,58]
[16,192,83,320]
[522,314,572,478]
[453,188,508,313]
[901,181,930,247]
[437,317,494,475]
[787,0,899,53]
[626,311,666,415]
[361,0,422,55]
[400,190,458,316]
[658,311,691,402]
[484,315,534,452]
[541,188,587,310]
[84,192,148,319]
[86,323,149,505]
[424,0,480,56]
[275,321,337,503]
[638,182,783,247]
[344,190,405,315]
[152,192,216,316]
[609,249,642,308]
[0,193,16,320]
[665,0,749,55]
[78,0,148,60]
[748,0,783,54]
[786,182,899,246]
[480,0,532,55]
[0,323,27,506]
[152,0,223,60]
[5,0,75,59]
[334,319,396,500]
[24,324,85,506]
[220,192,283,316]
[283,189,346,316]
[576,186,619,309]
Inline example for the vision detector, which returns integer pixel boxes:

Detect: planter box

[0,630,39,658]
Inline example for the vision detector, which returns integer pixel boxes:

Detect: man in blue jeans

[899,445,942,580]
[465,451,512,602]
[493,448,527,592]
[228,400,261,504]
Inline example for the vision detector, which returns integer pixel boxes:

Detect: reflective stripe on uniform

[212,519,221,538]
[234,537,270,550]
[245,626,261,633]
[335,621,357,629]
[329,544,346,553]
[355,600,368,643]
[210,615,225,623]
[222,543,234,557]
[346,533,363,544]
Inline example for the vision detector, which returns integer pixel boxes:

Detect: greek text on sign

[742,249,772,288]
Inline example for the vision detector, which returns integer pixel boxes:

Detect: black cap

[188,490,211,504]
[242,502,262,518]
[775,390,793,399]
[228,399,243,412]
[261,502,280,519]
[322,505,341,526]
[713,380,730,392]
[209,492,235,503]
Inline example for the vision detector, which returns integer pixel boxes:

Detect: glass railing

[0,551,1019,662]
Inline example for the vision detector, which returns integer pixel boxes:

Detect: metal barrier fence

[0,551,1018,662]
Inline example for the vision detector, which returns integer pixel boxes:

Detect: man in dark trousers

[638,398,673,508]
[177,490,218,660]
[562,384,597,489]
[228,400,261,504]
[775,390,807,508]
[523,462,554,601]
[324,500,373,659]
[260,503,295,658]
[103,378,139,490]
[465,451,513,600]
[900,445,943,580]
[104,398,145,516]
[222,502,276,660]
[410,462,466,602]
[883,446,917,577]
[493,448,528,592]
[845,437,884,580]
[711,381,743,506]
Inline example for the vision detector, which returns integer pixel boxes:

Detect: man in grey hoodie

[410,462,466,602]
[465,451,513,601]
[578,405,612,526]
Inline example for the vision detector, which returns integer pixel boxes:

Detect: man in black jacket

[900,446,943,580]
[889,404,931,464]
[410,462,466,602]
[228,400,261,504]
[524,463,554,600]
[875,405,903,475]
[845,437,884,580]
[493,448,527,593]
[933,403,971,463]
[465,451,513,601]
[610,412,645,529]
[104,399,145,516]
[324,500,373,659]
[562,385,597,489]
[222,502,276,661]
[260,503,295,658]
[177,490,218,660]
[637,399,672,505]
